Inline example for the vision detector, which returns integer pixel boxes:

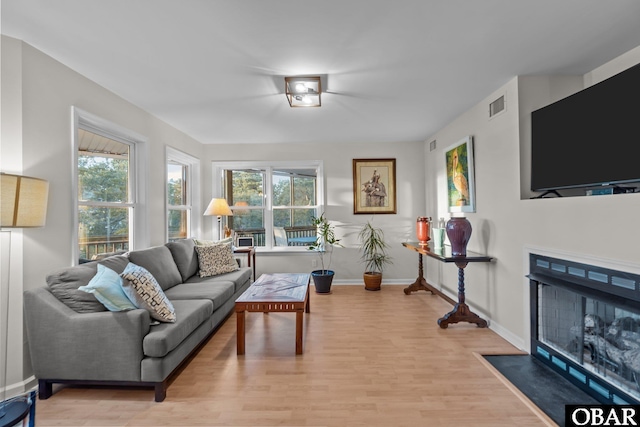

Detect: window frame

[212,160,324,252]
[166,146,201,242]
[72,107,149,264]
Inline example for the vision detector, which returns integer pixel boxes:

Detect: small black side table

[402,242,493,328]
[0,390,35,427]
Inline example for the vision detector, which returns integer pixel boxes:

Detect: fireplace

[528,253,640,405]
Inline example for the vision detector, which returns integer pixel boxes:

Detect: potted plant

[358,220,393,291]
[308,213,342,293]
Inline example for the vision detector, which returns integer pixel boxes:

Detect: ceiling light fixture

[285,76,321,107]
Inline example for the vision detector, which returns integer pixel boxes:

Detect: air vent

[489,95,506,118]
[429,140,437,151]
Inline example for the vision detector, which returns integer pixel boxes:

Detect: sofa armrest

[24,287,151,382]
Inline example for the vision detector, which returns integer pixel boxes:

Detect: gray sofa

[23,238,252,402]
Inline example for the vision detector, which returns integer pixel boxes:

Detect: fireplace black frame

[528,253,640,405]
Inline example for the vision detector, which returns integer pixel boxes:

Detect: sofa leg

[38,380,53,399]
[154,382,167,402]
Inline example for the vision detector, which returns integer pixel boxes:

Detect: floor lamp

[203,198,233,240]
[0,173,49,421]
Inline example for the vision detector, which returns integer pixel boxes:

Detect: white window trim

[71,107,149,265]
[166,146,201,242]
[212,160,324,252]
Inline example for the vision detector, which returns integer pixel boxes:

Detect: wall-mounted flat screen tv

[531,63,640,192]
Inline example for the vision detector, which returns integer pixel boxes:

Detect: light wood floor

[35,285,555,426]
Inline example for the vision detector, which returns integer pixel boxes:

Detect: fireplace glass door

[538,283,640,400]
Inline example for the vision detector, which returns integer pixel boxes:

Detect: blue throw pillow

[79,264,136,311]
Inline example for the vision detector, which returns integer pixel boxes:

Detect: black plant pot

[311,270,334,294]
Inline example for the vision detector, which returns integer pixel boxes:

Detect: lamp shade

[1,173,49,228]
[203,198,233,216]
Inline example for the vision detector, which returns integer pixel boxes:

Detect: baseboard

[331,279,414,285]
[488,320,526,351]
[2,375,37,399]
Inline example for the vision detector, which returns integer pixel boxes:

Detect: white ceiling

[3,0,640,145]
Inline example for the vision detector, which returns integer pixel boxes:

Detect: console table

[402,242,493,328]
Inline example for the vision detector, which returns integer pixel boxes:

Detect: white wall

[424,78,527,346]
[424,46,640,349]
[1,36,28,398]
[1,36,206,393]
[5,32,640,394]
[202,141,425,282]
[2,35,427,392]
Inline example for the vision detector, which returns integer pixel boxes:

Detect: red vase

[416,217,431,245]
[446,216,472,256]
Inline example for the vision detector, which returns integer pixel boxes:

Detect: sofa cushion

[195,243,239,277]
[193,237,233,246]
[164,280,235,311]
[121,263,176,323]
[78,264,137,311]
[127,246,182,291]
[184,267,252,293]
[98,255,131,274]
[47,255,129,313]
[91,250,128,260]
[142,299,213,358]
[165,238,198,282]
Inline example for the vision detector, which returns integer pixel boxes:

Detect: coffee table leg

[296,309,303,354]
[237,309,245,355]
[305,286,310,313]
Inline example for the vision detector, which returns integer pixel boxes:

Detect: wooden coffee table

[235,273,310,355]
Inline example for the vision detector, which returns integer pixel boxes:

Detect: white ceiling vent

[489,95,506,118]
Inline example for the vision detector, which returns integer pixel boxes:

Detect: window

[166,147,200,242]
[213,161,323,250]
[73,108,148,264]
[76,128,133,260]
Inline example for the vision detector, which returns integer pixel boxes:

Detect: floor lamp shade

[1,173,49,228]
[203,198,233,240]
[203,198,233,217]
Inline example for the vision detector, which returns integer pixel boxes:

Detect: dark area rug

[484,355,600,427]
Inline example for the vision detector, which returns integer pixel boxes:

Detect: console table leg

[404,253,436,295]
[437,266,487,328]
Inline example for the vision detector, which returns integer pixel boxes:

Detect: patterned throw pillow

[120,263,176,323]
[79,264,137,312]
[195,242,239,277]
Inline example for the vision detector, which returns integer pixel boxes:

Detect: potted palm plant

[358,220,393,291]
[308,213,342,293]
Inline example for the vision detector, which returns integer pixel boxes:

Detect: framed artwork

[352,158,396,214]
[445,136,476,213]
